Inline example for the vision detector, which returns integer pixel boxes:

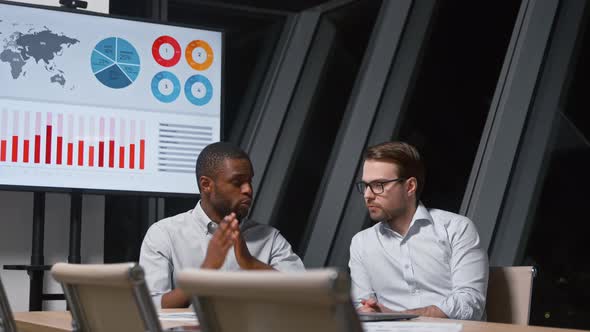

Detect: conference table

[13,309,197,332]
[13,309,588,332]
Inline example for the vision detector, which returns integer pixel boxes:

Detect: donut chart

[91,37,140,89]
[185,40,213,71]
[152,36,181,67]
[184,74,213,106]
[151,71,181,103]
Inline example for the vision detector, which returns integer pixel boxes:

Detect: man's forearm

[436,291,486,320]
[244,257,274,270]
[161,288,191,308]
[403,305,448,318]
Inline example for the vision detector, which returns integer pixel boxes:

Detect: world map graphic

[0,20,79,89]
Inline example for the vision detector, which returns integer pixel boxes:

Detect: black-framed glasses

[355,178,406,195]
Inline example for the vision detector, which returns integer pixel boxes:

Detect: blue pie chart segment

[92,37,140,89]
[117,38,141,65]
[184,75,213,106]
[91,50,114,73]
[95,64,132,89]
[95,37,116,61]
[151,71,181,103]
[119,64,140,82]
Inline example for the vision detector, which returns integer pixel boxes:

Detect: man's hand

[357,297,394,313]
[402,305,447,318]
[201,215,238,269]
[230,213,273,270]
[233,225,255,269]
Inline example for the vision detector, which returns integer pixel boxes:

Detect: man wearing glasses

[349,141,488,320]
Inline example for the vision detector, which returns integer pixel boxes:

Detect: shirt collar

[192,200,214,235]
[409,202,433,228]
[379,201,433,237]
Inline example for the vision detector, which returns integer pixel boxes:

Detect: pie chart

[91,37,141,89]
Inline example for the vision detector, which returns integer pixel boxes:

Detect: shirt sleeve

[436,217,489,320]
[139,223,174,309]
[268,231,305,272]
[349,232,375,307]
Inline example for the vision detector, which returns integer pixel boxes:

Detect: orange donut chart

[185,40,213,71]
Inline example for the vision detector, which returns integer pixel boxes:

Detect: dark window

[273,0,382,254]
[525,12,590,329]
[399,1,522,212]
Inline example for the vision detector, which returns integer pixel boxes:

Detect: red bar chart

[23,112,30,163]
[56,114,63,165]
[0,110,6,162]
[34,112,41,164]
[0,110,146,171]
[46,113,52,164]
[11,111,18,162]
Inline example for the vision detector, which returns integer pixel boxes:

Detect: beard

[234,204,250,220]
[367,202,406,223]
[211,195,249,221]
[210,195,233,219]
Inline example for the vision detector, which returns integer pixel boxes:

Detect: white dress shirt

[349,203,488,320]
[139,201,305,308]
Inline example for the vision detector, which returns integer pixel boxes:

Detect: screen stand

[68,192,82,264]
[2,192,84,310]
[28,191,47,311]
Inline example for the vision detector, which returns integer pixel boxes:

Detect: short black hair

[195,142,250,190]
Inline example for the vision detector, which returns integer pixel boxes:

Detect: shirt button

[404,264,410,269]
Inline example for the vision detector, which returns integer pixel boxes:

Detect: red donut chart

[152,36,181,67]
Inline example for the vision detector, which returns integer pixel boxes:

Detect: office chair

[51,262,161,332]
[0,275,17,332]
[486,266,536,325]
[177,268,363,332]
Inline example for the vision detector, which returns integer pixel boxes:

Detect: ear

[406,177,418,198]
[199,176,214,194]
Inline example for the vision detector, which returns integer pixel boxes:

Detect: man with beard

[140,142,304,308]
[349,141,488,320]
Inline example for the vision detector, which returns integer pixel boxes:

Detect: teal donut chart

[151,71,181,103]
[184,74,213,106]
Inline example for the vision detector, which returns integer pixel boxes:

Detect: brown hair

[364,141,425,201]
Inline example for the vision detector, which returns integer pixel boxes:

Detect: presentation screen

[0,1,222,194]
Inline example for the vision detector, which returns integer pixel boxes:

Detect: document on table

[363,321,462,332]
[158,311,199,323]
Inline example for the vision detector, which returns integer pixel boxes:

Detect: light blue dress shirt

[349,203,488,320]
[139,201,305,308]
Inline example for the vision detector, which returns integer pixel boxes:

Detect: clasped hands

[200,212,258,270]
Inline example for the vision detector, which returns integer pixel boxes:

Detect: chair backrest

[51,262,161,332]
[177,268,363,332]
[0,276,17,332]
[486,266,535,325]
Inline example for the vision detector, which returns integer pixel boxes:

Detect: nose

[363,186,374,200]
[242,182,253,196]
